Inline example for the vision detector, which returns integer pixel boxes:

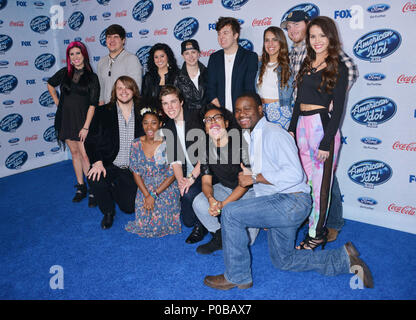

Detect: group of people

[47,12,373,289]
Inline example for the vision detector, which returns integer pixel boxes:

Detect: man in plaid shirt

[281,11,359,243]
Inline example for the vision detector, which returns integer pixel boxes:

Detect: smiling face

[235,96,263,130]
[106,34,125,55]
[203,109,228,142]
[217,24,239,51]
[264,30,281,60]
[161,93,183,122]
[153,49,168,70]
[182,48,200,67]
[286,21,307,44]
[115,79,134,105]
[142,113,161,139]
[309,25,329,56]
[69,47,84,69]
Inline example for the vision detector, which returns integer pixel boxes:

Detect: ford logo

[38,39,48,46]
[30,15,51,34]
[238,38,254,51]
[350,96,396,126]
[139,29,149,36]
[136,45,152,71]
[0,0,7,10]
[0,19,4,25]
[367,4,390,13]
[43,125,57,142]
[5,150,28,170]
[0,74,18,94]
[353,29,401,62]
[179,0,192,6]
[102,12,111,18]
[221,0,249,11]
[99,29,107,47]
[0,60,9,66]
[360,137,382,145]
[132,0,154,22]
[0,34,13,54]
[357,197,378,206]
[68,11,84,31]
[3,99,14,105]
[51,146,61,153]
[173,17,199,41]
[39,90,55,107]
[46,112,56,119]
[33,1,45,7]
[0,113,23,132]
[364,73,385,81]
[8,137,19,144]
[97,0,111,5]
[348,160,392,187]
[281,3,320,24]
[34,53,55,71]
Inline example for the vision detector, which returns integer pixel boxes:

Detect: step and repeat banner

[0,0,415,233]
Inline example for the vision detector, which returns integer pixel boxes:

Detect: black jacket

[141,69,179,107]
[174,61,207,110]
[85,101,144,167]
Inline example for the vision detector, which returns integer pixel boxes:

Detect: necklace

[108,49,124,77]
[309,60,326,74]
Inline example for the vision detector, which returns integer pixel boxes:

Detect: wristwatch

[252,173,258,184]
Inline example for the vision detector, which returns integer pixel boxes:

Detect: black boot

[101,212,115,230]
[196,229,222,254]
[88,190,97,208]
[185,222,208,244]
[72,183,87,202]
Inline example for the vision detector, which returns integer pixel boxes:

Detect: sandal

[296,228,328,250]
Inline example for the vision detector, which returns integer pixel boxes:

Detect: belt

[116,165,129,170]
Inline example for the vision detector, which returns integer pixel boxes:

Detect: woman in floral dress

[125,108,181,237]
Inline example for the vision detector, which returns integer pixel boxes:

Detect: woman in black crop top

[287,17,348,250]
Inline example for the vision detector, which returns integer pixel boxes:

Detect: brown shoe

[204,274,253,290]
[345,242,374,288]
[327,228,339,242]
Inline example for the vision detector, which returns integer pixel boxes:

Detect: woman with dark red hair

[47,41,100,205]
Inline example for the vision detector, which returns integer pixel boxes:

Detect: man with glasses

[97,24,142,106]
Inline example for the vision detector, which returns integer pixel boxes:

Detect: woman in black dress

[47,41,100,205]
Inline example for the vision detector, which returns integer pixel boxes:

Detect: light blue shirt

[249,117,310,196]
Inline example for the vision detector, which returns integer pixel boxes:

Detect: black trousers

[180,176,203,227]
[88,164,137,215]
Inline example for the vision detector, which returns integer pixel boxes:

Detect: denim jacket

[255,61,295,109]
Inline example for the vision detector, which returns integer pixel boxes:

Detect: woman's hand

[143,194,155,214]
[87,161,106,181]
[78,128,88,142]
[317,149,330,163]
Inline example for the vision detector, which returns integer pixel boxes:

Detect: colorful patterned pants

[262,101,292,130]
[296,111,340,238]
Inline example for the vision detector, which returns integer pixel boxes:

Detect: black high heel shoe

[296,228,328,250]
[72,183,87,202]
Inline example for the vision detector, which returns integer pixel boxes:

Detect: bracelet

[83,127,89,131]
[149,191,158,198]
[188,173,196,181]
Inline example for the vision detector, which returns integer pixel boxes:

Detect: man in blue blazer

[206,17,258,113]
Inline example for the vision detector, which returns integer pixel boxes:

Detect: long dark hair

[258,26,291,89]
[146,43,179,76]
[296,16,341,94]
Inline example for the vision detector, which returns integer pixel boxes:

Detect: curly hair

[258,26,291,89]
[296,16,342,94]
[146,43,179,75]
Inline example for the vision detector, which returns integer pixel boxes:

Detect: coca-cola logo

[388,203,416,216]
[402,2,416,12]
[154,28,167,36]
[347,160,392,188]
[200,49,215,57]
[392,141,416,151]
[252,17,272,27]
[397,74,416,84]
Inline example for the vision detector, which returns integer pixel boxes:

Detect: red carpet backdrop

[0,0,415,234]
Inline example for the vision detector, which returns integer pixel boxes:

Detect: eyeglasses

[203,113,224,124]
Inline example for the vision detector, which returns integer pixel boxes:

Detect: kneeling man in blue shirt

[203,92,374,290]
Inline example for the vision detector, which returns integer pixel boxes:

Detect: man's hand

[87,161,106,181]
[238,163,254,188]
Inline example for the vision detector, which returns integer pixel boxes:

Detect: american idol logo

[97,0,111,5]
[350,97,396,127]
[281,3,320,24]
[34,53,55,71]
[68,11,84,31]
[367,4,390,13]
[132,0,154,22]
[0,34,12,54]
[30,15,50,34]
[5,151,28,170]
[238,38,253,51]
[364,73,385,81]
[0,74,18,94]
[0,0,7,10]
[357,197,378,206]
[348,160,392,188]
[361,137,382,145]
[0,113,23,132]
[221,0,249,11]
[43,126,57,142]
[39,90,55,107]
[353,29,401,62]
[173,17,199,41]
[99,29,107,47]
[136,45,152,71]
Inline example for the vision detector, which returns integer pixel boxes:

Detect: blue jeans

[326,175,344,231]
[221,192,351,285]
